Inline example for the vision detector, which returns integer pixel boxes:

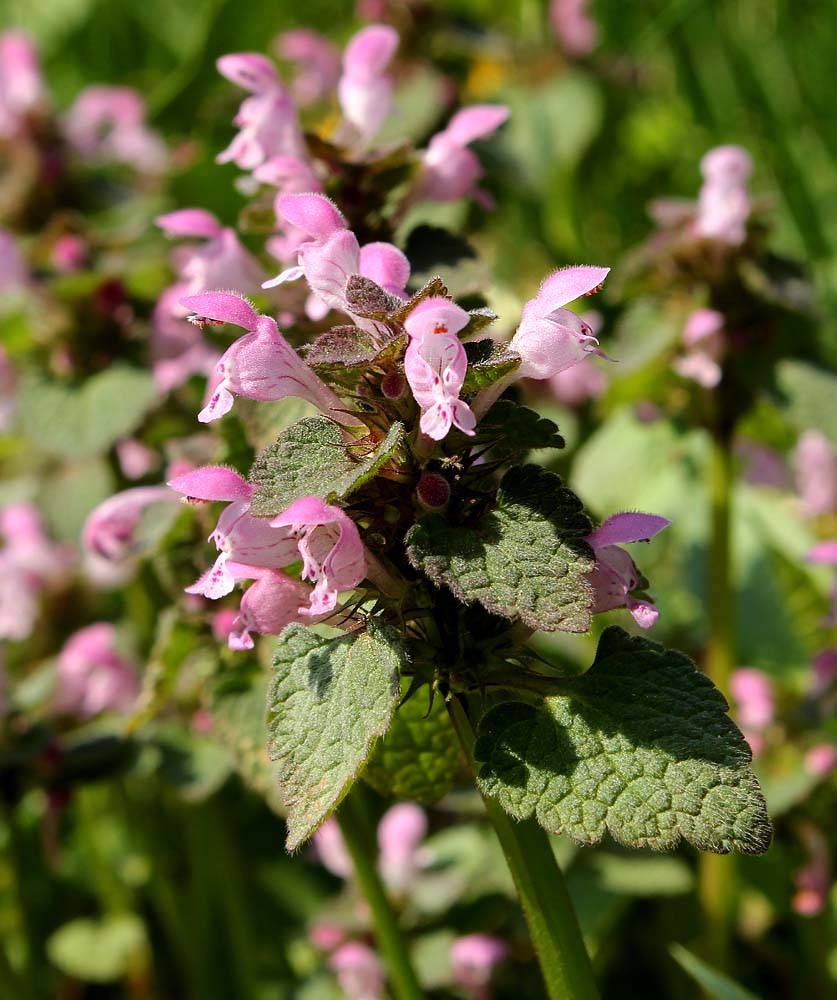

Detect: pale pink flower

[54,623,138,718]
[792,824,830,917]
[115,439,159,481]
[673,308,725,388]
[216,53,305,170]
[450,934,508,991]
[150,283,220,394]
[0,345,17,432]
[0,228,30,292]
[804,744,837,779]
[794,430,837,518]
[274,30,340,106]
[309,922,347,952]
[377,803,428,893]
[730,668,775,730]
[313,818,354,878]
[550,0,599,57]
[181,292,353,425]
[50,234,88,273]
[548,357,607,406]
[64,86,166,172]
[584,512,670,628]
[211,607,238,642]
[329,942,386,1000]
[403,297,476,440]
[82,487,174,564]
[270,497,367,616]
[254,156,323,263]
[417,105,509,207]
[337,24,399,144]
[695,145,752,245]
[0,31,44,138]
[225,564,312,650]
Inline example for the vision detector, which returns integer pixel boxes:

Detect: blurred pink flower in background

[804,743,837,779]
[550,0,599,57]
[50,234,88,273]
[450,934,508,993]
[794,430,837,518]
[0,228,31,292]
[328,941,386,1000]
[695,145,752,245]
[792,824,830,917]
[64,86,166,172]
[673,308,725,388]
[730,668,775,756]
[82,486,174,566]
[274,29,341,106]
[0,31,44,137]
[547,312,607,405]
[337,24,399,144]
[54,623,138,718]
[116,438,159,481]
[0,345,18,432]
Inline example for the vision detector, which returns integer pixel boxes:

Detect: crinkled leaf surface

[19,367,156,459]
[461,340,521,393]
[267,621,403,850]
[345,275,404,319]
[305,326,406,374]
[406,465,594,631]
[475,627,772,854]
[363,687,463,802]
[249,417,404,517]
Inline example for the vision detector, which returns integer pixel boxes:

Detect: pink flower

[0,228,30,292]
[0,344,17,431]
[82,487,175,564]
[150,284,220,394]
[0,31,44,138]
[792,824,830,917]
[695,145,752,245]
[274,30,340,106]
[329,942,386,1000]
[309,922,347,952]
[169,465,297,600]
[794,430,836,518]
[812,649,837,697]
[116,439,159,480]
[254,156,323,262]
[730,668,775,730]
[270,497,367,616]
[804,743,837,778]
[403,297,476,440]
[54,623,138,718]
[417,105,509,207]
[181,292,353,425]
[313,818,354,878]
[64,86,166,173]
[211,607,238,641]
[216,53,305,170]
[51,234,88,273]
[584,512,670,628]
[337,24,399,143]
[550,0,599,57]
[226,565,313,650]
[377,803,427,893]
[673,308,725,388]
[450,934,508,991]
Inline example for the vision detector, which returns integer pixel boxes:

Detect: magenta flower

[180,292,353,425]
[584,512,670,628]
[337,24,399,144]
[82,486,175,564]
[450,934,509,991]
[169,466,297,600]
[64,86,166,172]
[270,497,367,616]
[403,297,476,440]
[226,564,313,650]
[274,29,341,106]
[216,53,305,170]
[550,0,599,57]
[695,145,752,245]
[328,942,387,1000]
[0,31,44,138]
[417,104,509,207]
[54,623,138,718]
[377,802,428,893]
[794,430,836,518]
[672,308,725,388]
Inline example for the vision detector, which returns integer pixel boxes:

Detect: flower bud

[416,473,450,511]
[381,372,406,399]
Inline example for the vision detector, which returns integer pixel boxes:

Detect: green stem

[337,786,423,1000]
[448,699,599,1000]
[699,431,738,968]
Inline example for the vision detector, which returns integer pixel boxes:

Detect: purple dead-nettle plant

[82,24,772,997]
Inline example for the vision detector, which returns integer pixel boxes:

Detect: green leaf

[391,276,450,324]
[461,307,498,338]
[47,914,147,983]
[305,326,406,374]
[363,687,463,802]
[267,621,403,850]
[344,275,405,319]
[406,465,594,632]
[475,627,772,855]
[670,944,760,1000]
[461,340,521,393]
[775,360,837,440]
[19,367,156,459]
[448,399,564,460]
[249,417,404,517]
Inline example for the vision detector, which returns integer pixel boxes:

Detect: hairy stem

[448,698,599,1000]
[337,786,423,1000]
[699,430,738,967]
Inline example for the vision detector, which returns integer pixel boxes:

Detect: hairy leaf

[461,340,521,393]
[305,327,407,374]
[406,465,594,631]
[462,307,499,338]
[448,399,564,460]
[267,622,403,850]
[249,417,404,517]
[364,687,463,802]
[475,627,772,855]
[345,275,404,319]
[391,276,450,324]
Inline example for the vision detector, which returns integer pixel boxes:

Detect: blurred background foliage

[1,0,836,997]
